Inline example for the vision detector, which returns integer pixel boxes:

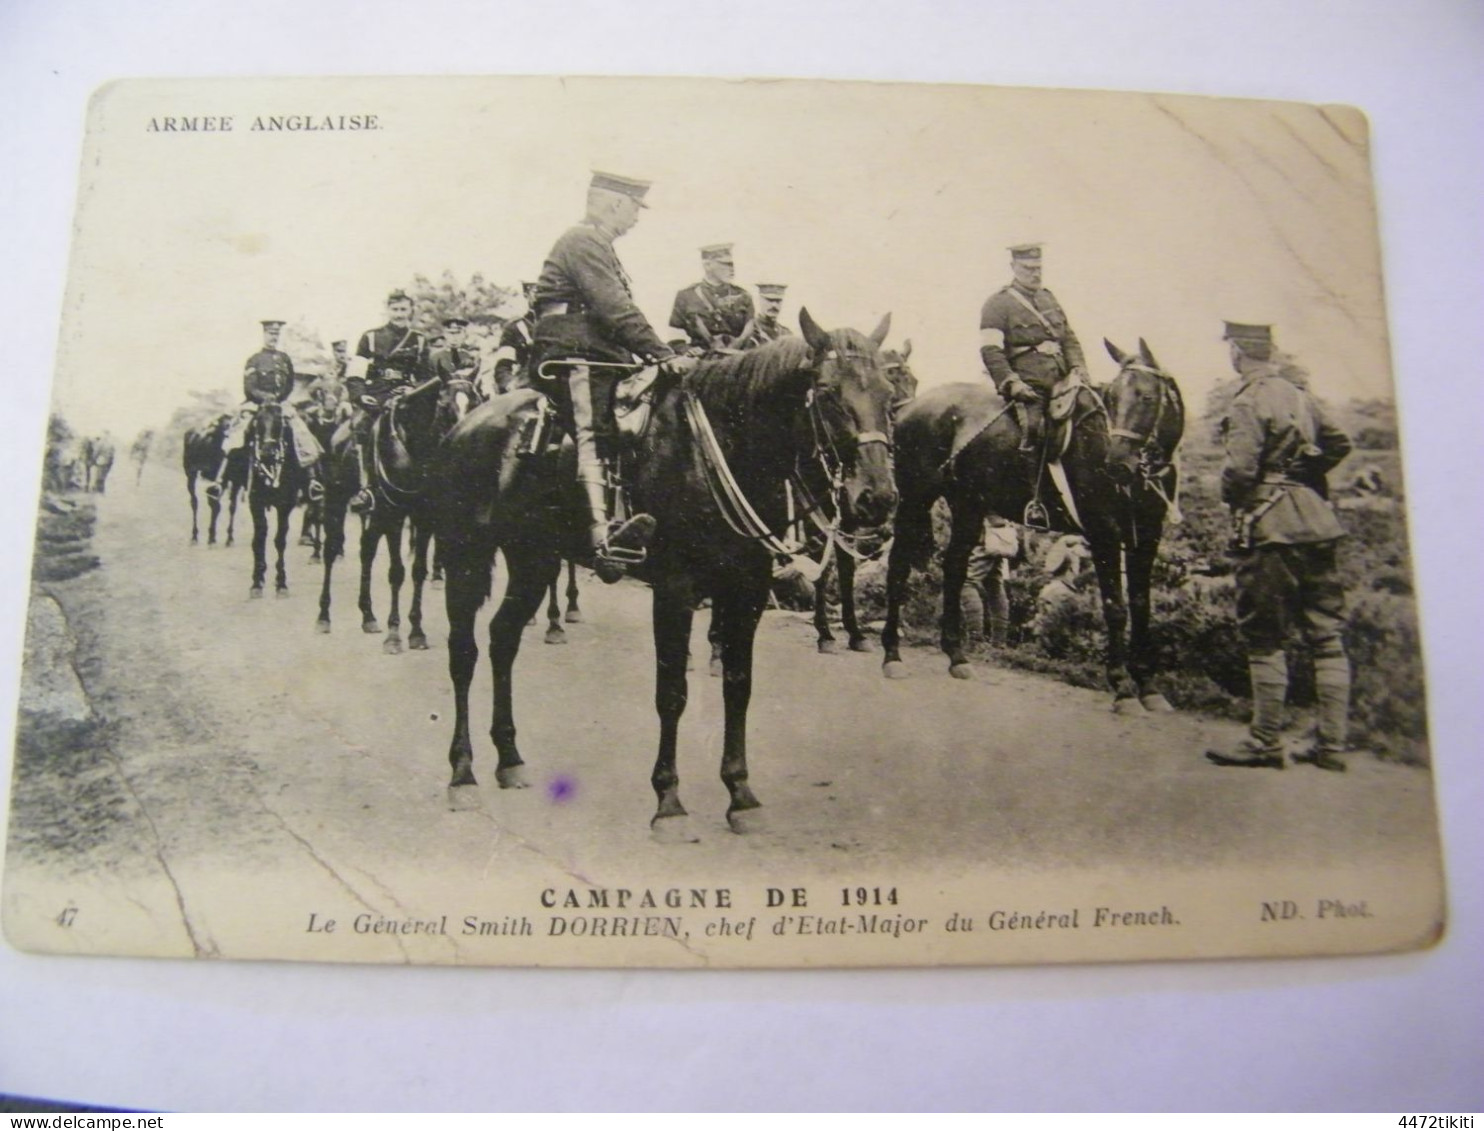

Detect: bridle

[1106,360,1183,519]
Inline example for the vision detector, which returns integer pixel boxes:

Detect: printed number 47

[56,905,78,928]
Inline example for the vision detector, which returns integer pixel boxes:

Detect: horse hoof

[883,660,910,680]
[727,807,765,835]
[430,578,443,590]
[315,620,331,635]
[650,814,698,845]
[564,609,583,624]
[446,784,482,811]
[298,536,316,548]
[383,636,403,655]
[1113,696,1148,716]
[495,764,530,790]
[1141,693,1175,713]
[408,633,429,651]
[849,638,875,653]
[544,627,567,645]
[275,587,289,599]
[249,586,264,600]
[362,620,381,634]
[818,639,839,655]
[709,658,723,679]
[949,663,975,680]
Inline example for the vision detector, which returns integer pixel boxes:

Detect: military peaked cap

[757,283,787,299]
[442,316,470,328]
[1222,321,1273,344]
[700,243,734,261]
[1008,243,1044,261]
[331,340,348,349]
[590,170,651,207]
[260,319,286,329]
[386,289,413,305]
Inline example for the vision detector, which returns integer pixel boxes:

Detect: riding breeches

[1233,540,1347,657]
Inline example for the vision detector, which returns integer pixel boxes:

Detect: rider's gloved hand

[660,353,699,377]
[359,395,380,410]
[1002,377,1040,405]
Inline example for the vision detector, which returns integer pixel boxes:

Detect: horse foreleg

[651,580,696,841]
[187,475,200,544]
[1089,535,1139,710]
[225,485,240,547]
[715,579,768,832]
[881,496,929,678]
[814,558,838,653]
[273,503,291,595]
[358,521,381,634]
[407,522,432,651]
[839,551,871,652]
[564,559,582,623]
[543,574,565,645]
[316,500,345,633]
[489,550,553,790]
[939,499,985,679]
[444,554,487,809]
[1125,534,1170,711]
[382,519,407,654]
[249,497,269,598]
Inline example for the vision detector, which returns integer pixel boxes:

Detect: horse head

[798,308,899,533]
[1102,338,1185,488]
[439,376,481,429]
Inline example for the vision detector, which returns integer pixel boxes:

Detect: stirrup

[592,514,656,583]
[204,481,222,501]
[1023,498,1050,531]
[308,479,325,503]
[350,488,375,516]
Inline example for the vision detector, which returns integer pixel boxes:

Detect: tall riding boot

[351,436,375,515]
[1294,650,1351,771]
[1207,650,1287,768]
[570,365,654,584]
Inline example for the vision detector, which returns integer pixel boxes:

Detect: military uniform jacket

[243,348,295,404]
[431,343,481,384]
[353,323,429,399]
[735,317,791,350]
[669,280,755,348]
[533,222,671,363]
[978,284,1086,392]
[1221,369,1351,545]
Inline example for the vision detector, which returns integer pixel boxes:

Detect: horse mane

[685,327,884,421]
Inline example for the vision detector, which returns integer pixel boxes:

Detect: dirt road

[4,464,1443,965]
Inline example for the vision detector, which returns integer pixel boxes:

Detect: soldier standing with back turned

[1206,321,1354,772]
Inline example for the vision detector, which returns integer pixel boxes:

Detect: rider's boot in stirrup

[571,364,653,584]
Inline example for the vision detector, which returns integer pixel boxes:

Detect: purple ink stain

[547,774,578,803]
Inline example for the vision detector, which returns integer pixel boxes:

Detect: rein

[682,346,889,566]
[372,379,442,506]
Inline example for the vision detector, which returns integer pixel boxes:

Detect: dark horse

[810,339,918,654]
[183,415,247,547]
[245,404,314,598]
[429,310,898,833]
[880,338,1184,711]
[316,375,475,651]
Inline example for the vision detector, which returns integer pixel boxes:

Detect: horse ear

[902,338,913,361]
[1104,338,1130,365]
[798,307,831,354]
[1138,338,1161,372]
[869,313,892,348]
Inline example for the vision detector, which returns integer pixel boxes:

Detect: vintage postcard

[2,76,1443,967]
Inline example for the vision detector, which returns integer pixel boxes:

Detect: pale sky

[54,76,1392,437]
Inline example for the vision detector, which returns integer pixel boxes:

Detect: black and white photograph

[1,74,1446,971]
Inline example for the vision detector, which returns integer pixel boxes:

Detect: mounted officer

[979,243,1089,525]
[732,282,792,350]
[207,319,323,498]
[669,244,756,352]
[348,290,430,514]
[431,316,482,388]
[530,170,696,583]
[492,281,539,394]
[1206,321,1354,772]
